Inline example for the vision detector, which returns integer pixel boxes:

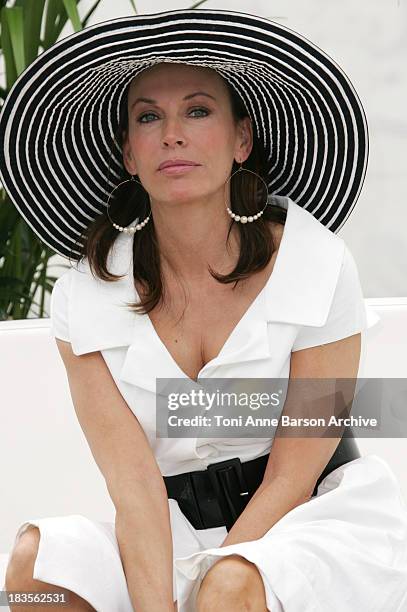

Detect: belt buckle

[206,458,250,531]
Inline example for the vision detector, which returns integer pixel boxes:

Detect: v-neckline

[144,275,269,383]
[134,200,290,383]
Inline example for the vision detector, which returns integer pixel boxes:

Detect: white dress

[7,196,407,611]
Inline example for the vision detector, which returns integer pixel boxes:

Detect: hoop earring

[106,175,152,234]
[225,162,269,224]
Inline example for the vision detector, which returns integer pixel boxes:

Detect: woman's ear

[235,116,253,163]
[122,135,137,175]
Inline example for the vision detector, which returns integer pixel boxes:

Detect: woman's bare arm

[216,332,362,548]
[56,340,175,612]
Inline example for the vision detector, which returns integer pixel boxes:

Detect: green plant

[0,0,209,320]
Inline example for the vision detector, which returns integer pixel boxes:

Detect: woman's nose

[161,117,186,146]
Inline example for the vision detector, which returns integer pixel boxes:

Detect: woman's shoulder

[50,269,74,342]
[52,266,75,293]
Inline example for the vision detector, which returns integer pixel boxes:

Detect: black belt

[164,433,360,532]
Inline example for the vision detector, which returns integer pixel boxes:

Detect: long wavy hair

[77,70,287,315]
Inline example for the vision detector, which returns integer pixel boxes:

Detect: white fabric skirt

[5,454,407,612]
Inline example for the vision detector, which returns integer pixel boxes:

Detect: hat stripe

[4,107,86,254]
[0,9,368,259]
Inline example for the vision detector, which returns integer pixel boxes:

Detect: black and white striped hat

[0,8,368,260]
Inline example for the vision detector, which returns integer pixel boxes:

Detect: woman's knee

[5,525,40,589]
[196,555,268,612]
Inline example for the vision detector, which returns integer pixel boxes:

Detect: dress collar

[67,197,345,391]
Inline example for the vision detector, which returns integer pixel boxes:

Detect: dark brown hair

[77,70,287,315]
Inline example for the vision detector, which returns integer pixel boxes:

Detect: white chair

[1,300,407,604]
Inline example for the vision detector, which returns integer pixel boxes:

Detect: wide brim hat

[0,8,369,260]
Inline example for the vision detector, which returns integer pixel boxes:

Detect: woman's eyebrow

[131,91,216,109]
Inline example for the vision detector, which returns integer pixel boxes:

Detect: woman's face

[122,62,252,206]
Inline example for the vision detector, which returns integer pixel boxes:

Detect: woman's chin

[155,189,208,204]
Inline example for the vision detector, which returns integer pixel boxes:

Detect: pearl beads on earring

[225,209,264,223]
[112,216,151,233]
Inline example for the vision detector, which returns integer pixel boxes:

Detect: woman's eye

[137,112,157,123]
[137,107,209,123]
[189,107,209,118]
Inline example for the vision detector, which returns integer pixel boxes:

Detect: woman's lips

[159,164,200,175]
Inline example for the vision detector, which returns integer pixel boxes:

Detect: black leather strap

[164,433,360,531]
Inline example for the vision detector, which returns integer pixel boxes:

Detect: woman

[1,9,407,612]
